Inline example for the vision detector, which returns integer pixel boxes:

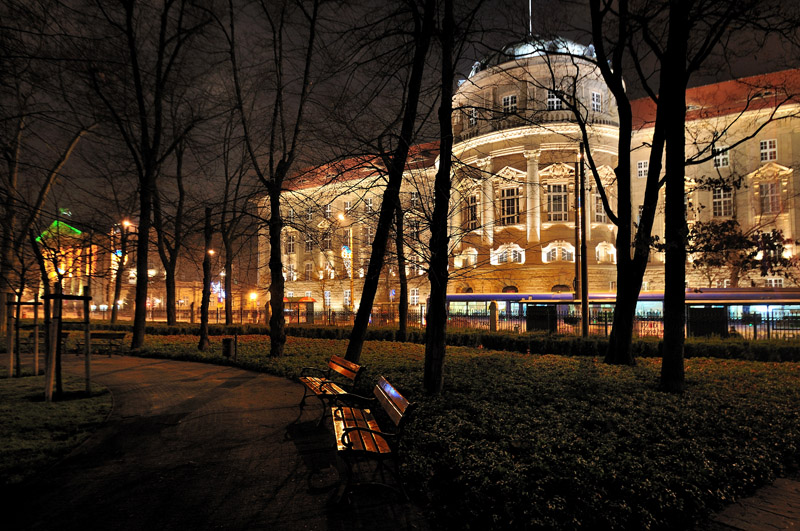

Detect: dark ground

[5,355,429,531]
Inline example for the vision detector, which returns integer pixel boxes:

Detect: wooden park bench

[299,355,364,426]
[19,330,69,353]
[76,331,127,356]
[330,376,415,501]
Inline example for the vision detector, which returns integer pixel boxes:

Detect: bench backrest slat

[328,355,362,382]
[373,376,409,427]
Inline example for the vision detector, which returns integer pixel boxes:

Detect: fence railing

[26,303,800,341]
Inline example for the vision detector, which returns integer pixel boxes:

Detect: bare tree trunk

[224,252,233,325]
[344,0,435,363]
[423,0,454,395]
[131,174,154,349]
[394,207,408,341]
[267,187,286,356]
[198,207,212,350]
[660,2,689,392]
[111,227,128,324]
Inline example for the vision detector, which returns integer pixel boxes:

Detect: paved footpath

[6,355,429,531]
[707,478,800,530]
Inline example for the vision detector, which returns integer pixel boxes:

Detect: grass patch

[134,335,800,529]
[0,374,111,486]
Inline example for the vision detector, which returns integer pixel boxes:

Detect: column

[478,157,494,246]
[524,149,541,244]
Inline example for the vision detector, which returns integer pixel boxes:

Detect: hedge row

[54,320,800,361]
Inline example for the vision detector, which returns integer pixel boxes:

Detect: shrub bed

[133,335,800,530]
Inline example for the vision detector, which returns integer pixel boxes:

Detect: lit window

[304,263,313,281]
[286,264,296,281]
[466,194,479,230]
[547,184,568,222]
[344,200,351,212]
[594,192,607,223]
[595,242,617,263]
[766,277,784,288]
[468,107,478,126]
[305,291,312,298]
[760,182,781,214]
[343,289,351,308]
[542,241,574,263]
[547,90,562,110]
[499,187,520,225]
[713,146,729,168]
[286,234,295,254]
[306,206,313,221]
[305,234,313,253]
[712,187,733,217]
[637,160,648,178]
[324,204,332,219]
[460,248,478,267]
[502,94,517,114]
[760,139,777,162]
[410,288,419,306]
[324,290,331,308]
[491,244,525,265]
[365,198,373,213]
[591,91,602,112]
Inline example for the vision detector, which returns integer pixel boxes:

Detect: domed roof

[467,36,595,79]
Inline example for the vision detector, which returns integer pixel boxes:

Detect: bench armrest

[300,367,328,378]
[341,427,396,449]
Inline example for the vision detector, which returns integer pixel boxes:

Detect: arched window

[502,286,518,293]
[490,243,525,265]
[457,247,478,268]
[542,240,575,263]
[595,242,617,264]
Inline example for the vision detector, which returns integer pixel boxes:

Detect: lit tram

[446,289,800,338]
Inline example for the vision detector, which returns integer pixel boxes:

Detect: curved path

[7,355,428,531]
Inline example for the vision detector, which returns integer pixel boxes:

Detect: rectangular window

[547,184,568,222]
[712,187,733,217]
[322,232,332,251]
[466,194,479,230]
[324,203,332,219]
[344,200,351,212]
[637,205,644,225]
[324,290,331,308]
[547,90,562,110]
[609,281,617,291]
[499,187,521,225]
[305,290,312,298]
[468,107,478,126]
[343,289,351,308]
[594,192,607,223]
[362,225,372,245]
[286,291,293,298]
[713,146,729,168]
[365,198,373,213]
[306,206,313,221]
[410,288,419,306]
[410,191,419,209]
[286,234,295,254]
[409,219,421,240]
[286,208,295,224]
[637,160,648,178]
[304,263,313,281]
[760,139,777,162]
[305,234,313,253]
[766,277,784,288]
[502,94,517,114]
[760,182,781,214]
[591,91,602,112]
[286,264,296,281]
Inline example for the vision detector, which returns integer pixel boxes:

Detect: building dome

[467,36,595,79]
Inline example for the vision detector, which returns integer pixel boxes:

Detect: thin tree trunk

[111,228,128,324]
[660,2,689,392]
[198,207,212,350]
[268,187,286,356]
[423,0,454,395]
[131,173,154,349]
[394,208,408,341]
[345,0,435,364]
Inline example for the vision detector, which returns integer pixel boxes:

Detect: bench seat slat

[332,406,391,454]
[299,376,346,397]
